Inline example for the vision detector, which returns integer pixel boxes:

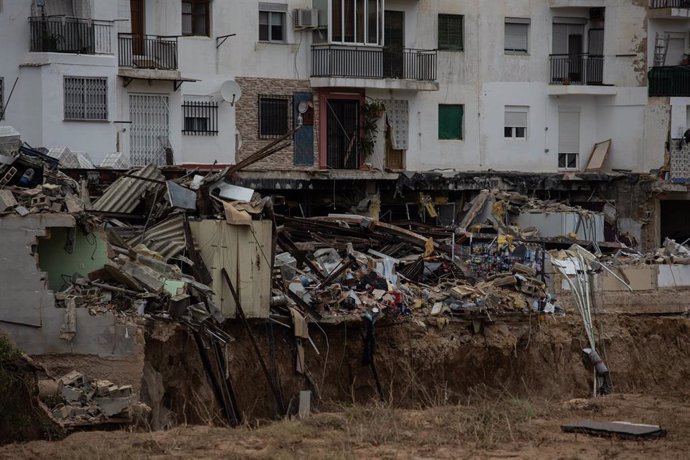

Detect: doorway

[660,200,690,243]
[130,0,145,54]
[383,11,404,78]
[326,99,360,169]
[129,94,170,166]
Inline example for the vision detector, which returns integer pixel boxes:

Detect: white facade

[0,0,676,173]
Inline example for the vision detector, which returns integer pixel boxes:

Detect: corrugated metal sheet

[128,213,186,261]
[91,164,164,213]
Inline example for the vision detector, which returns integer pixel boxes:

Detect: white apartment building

[0,0,677,174]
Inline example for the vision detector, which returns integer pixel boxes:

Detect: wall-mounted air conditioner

[294,9,319,30]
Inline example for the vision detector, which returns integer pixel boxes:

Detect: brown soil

[6,313,690,457]
[0,393,685,459]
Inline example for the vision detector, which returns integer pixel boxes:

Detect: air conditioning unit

[294,9,319,29]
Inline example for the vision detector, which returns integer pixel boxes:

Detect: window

[259,95,291,138]
[505,18,529,54]
[259,3,287,42]
[331,0,382,44]
[438,104,463,140]
[63,77,107,120]
[558,108,580,170]
[182,99,218,135]
[438,14,463,51]
[504,106,528,139]
[558,153,578,169]
[182,0,210,36]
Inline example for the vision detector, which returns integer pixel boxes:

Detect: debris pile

[50,371,146,426]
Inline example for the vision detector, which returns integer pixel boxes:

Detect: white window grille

[64,76,107,120]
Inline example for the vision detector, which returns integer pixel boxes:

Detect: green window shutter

[439,105,463,140]
[438,14,463,51]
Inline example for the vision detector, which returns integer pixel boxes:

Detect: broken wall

[38,226,109,292]
[0,214,143,365]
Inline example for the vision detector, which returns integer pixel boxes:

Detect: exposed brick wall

[235,77,318,171]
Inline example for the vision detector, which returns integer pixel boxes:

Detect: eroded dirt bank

[141,314,690,424]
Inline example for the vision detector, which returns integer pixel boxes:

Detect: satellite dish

[220,80,242,106]
[298,101,309,114]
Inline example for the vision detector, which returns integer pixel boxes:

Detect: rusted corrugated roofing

[91,164,164,214]
[128,213,186,261]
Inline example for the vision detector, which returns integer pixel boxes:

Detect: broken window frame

[438,14,463,51]
[259,4,286,43]
[258,94,291,139]
[182,0,211,37]
[63,76,108,121]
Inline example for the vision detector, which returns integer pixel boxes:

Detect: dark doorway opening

[326,99,360,169]
[660,200,690,244]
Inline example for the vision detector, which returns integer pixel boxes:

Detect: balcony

[29,16,113,55]
[649,0,690,18]
[548,54,616,95]
[649,66,690,97]
[310,45,439,91]
[118,34,178,70]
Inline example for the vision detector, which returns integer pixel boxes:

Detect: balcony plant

[360,100,386,159]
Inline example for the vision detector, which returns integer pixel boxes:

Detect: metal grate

[29,16,114,54]
[64,76,107,120]
[129,94,170,166]
[182,100,218,135]
[258,95,291,139]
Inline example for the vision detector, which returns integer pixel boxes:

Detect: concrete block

[62,386,84,403]
[59,370,84,387]
[0,190,17,212]
[93,396,131,417]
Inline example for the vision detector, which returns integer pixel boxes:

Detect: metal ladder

[654,32,670,67]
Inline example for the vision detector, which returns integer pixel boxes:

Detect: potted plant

[360,100,386,160]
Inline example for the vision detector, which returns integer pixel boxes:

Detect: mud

[141,313,690,424]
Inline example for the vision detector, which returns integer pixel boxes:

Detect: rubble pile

[49,371,146,426]
[274,214,552,322]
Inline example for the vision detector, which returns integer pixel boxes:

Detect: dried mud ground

[1,392,686,459]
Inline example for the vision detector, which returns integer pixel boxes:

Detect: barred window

[182,99,218,135]
[438,14,463,51]
[64,77,107,120]
[258,95,291,138]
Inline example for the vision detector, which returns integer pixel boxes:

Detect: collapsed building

[3,123,690,437]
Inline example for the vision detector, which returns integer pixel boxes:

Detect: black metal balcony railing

[311,45,437,81]
[549,54,604,85]
[650,0,690,8]
[649,66,690,97]
[29,16,113,54]
[118,34,178,70]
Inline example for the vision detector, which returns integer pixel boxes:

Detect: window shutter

[558,111,580,153]
[505,106,528,128]
[439,105,463,140]
[505,23,528,52]
[439,15,463,51]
